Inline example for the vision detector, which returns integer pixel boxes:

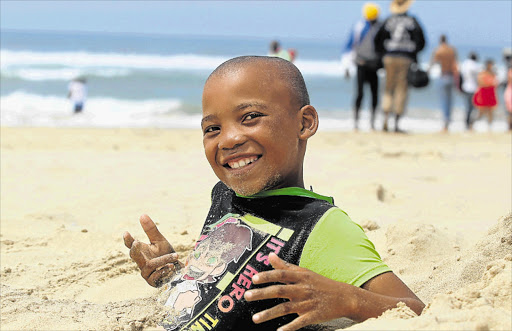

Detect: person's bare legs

[486,109,493,131]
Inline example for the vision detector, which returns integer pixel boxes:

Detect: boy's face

[201,62,304,196]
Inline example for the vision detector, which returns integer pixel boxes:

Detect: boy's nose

[218,126,246,150]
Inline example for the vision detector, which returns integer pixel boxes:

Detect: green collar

[236,187,334,204]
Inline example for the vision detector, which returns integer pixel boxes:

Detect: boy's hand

[244,253,354,331]
[123,214,183,287]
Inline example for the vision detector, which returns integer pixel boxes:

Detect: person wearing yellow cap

[342,2,383,131]
[363,2,379,21]
[374,0,426,133]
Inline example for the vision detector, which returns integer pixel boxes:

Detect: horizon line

[1,28,509,50]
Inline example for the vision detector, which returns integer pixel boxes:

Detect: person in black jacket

[374,0,425,133]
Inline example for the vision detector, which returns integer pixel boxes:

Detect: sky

[1,0,511,47]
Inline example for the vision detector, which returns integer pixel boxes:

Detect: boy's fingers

[252,269,301,285]
[139,214,168,244]
[268,253,300,271]
[148,264,178,287]
[129,240,147,269]
[277,316,311,331]
[140,253,179,279]
[251,253,303,286]
[252,301,296,324]
[123,231,135,249]
[245,284,298,302]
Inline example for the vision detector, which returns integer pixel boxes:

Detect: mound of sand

[346,255,511,330]
[346,214,512,330]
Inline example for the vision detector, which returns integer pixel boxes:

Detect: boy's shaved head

[202,55,319,195]
[206,56,310,108]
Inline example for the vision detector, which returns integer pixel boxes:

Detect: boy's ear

[298,105,319,140]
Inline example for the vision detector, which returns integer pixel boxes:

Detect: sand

[1,127,511,330]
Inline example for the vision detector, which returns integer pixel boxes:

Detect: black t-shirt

[160,181,335,331]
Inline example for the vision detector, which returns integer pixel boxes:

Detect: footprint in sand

[377,184,395,202]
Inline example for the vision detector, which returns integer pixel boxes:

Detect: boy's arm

[358,268,424,317]
[244,253,424,331]
[123,214,183,287]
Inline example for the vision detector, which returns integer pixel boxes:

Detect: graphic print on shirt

[384,16,416,52]
[159,213,295,331]
[160,217,252,329]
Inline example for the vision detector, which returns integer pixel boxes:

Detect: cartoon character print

[161,217,253,330]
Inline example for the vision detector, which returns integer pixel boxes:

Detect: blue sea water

[0,30,509,131]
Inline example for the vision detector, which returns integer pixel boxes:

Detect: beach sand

[1,127,510,330]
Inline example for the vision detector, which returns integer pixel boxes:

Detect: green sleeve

[299,207,391,287]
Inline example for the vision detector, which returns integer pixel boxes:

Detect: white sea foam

[1,67,132,81]
[0,49,449,79]
[1,50,228,71]
[1,91,507,132]
[0,91,201,128]
[295,59,348,77]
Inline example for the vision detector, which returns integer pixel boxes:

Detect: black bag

[407,62,429,88]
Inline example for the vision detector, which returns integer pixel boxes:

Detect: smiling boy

[124,56,424,331]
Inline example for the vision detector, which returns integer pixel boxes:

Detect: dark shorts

[74,102,83,113]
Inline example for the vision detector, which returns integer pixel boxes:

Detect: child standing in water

[473,59,498,130]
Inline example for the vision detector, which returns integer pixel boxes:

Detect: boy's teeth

[229,157,257,169]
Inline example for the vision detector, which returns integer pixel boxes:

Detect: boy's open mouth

[223,155,261,169]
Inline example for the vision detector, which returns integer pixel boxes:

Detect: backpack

[407,62,429,88]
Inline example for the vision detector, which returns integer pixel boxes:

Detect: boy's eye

[203,126,220,135]
[193,250,201,259]
[243,112,264,121]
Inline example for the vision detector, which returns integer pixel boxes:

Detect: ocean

[1,30,509,132]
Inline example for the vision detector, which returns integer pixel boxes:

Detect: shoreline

[0,114,510,132]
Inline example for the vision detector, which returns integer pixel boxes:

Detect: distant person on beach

[288,48,297,62]
[473,59,499,130]
[268,40,292,62]
[123,56,424,331]
[342,2,383,131]
[429,35,458,132]
[460,52,482,130]
[67,77,87,114]
[503,48,512,131]
[374,0,425,133]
